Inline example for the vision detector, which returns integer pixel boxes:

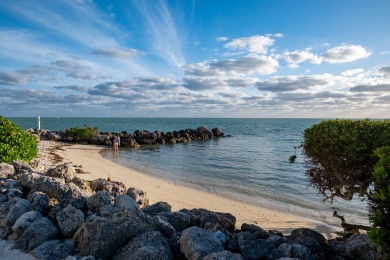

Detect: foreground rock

[0,159,386,260]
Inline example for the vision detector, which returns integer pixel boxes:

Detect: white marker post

[37,116,41,131]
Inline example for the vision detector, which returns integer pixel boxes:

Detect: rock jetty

[0,160,385,259]
[28,126,226,147]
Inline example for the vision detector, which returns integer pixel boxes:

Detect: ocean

[11,117,368,227]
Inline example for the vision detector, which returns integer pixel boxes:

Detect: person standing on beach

[113,135,120,153]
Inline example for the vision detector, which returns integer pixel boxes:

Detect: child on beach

[113,135,120,153]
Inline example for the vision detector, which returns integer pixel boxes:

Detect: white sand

[56,143,340,239]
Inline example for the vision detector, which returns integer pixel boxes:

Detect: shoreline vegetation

[0,124,384,259]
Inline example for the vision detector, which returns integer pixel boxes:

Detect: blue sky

[0,0,389,118]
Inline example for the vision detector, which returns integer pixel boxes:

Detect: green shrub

[65,125,98,141]
[299,119,390,252]
[0,116,38,163]
[302,119,390,203]
[368,146,390,252]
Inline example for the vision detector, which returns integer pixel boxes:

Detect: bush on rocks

[0,116,38,163]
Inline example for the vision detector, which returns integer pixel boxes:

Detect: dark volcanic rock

[290,228,328,259]
[143,201,172,216]
[204,250,244,260]
[179,226,224,260]
[73,212,153,259]
[278,243,315,260]
[86,190,113,213]
[89,178,127,197]
[189,208,236,232]
[10,211,42,240]
[237,231,278,260]
[126,187,149,208]
[56,204,85,237]
[13,217,59,252]
[46,163,77,183]
[159,211,195,233]
[113,231,173,260]
[0,197,31,238]
[31,239,77,260]
[27,191,50,213]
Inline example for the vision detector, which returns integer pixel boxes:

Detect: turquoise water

[12,117,368,227]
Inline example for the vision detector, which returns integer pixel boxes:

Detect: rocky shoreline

[0,141,385,259]
[28,126,227,147]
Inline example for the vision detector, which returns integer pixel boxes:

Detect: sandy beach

[52,142,340,239]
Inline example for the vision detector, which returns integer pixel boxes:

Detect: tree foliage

[368,146,390,252]
[302,119,390,203]
[65,125,98,141]
[0,116,38,163]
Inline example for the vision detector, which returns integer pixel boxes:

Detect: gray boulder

[10,211,43,239]
[89,178,127,197]
[159,211,194,232]
[48,132,62,141]
[143,201,172,216]
[290,228,328,259]
[20,173,87,209]
[189,208,236,232]
[3,179,23,191]
[12,160,32,172]
[0,194,7,203]
[31,239,77,260]
[27,191,50,213]
[154,216,176,239]
[113,194,139,213]
[179,226,224,260]
[56,204,85,237]
[241,223,270,239]
[204,250,244,260]
[73,212,153,259]
[86,190,113,213]
[0,197,31,238]
[97,204,122,217]
[7,189,24,200]
[113,231,173,260]
[13,217,59,251]
[46,163,77,183]
[278,243,315,260]
[0,163,15,178]
[127,187,149,208]
[343,234,382,260]
[237,231,277,260]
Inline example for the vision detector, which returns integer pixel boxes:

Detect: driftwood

[333,211,370,232]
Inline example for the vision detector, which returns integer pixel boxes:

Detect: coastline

[53,141,341,239]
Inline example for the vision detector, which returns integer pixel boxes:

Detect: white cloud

[321,44,371,63]
[132,0,185,68]
[341,68,364,76]
[0,72,29,85]
[216,37,229,42]
[92,48,142,59]
[278,50,322,68]
[224,35,275,54]
[256,75,334,92]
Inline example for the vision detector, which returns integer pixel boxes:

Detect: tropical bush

[302,119,390,203]
[368,146,390,252]
[0,116,38,163]
[299,119,390,252]
[65,125,98,140]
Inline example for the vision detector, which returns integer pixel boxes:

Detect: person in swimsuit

[113,135,120,153]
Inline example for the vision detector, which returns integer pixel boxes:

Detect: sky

[0,0,389,118]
